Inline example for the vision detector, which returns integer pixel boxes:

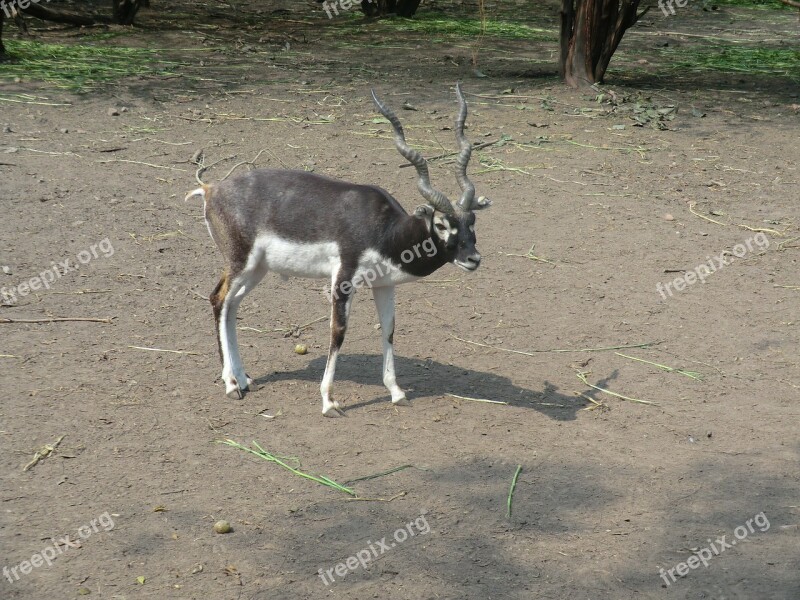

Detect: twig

[97,159,188,172]
[47,289,112,296]
[446,393,508,405]
[0,96,71,106]
[220,148,269,181]
[576,371,656,406]
[0,317,113,324]
[345,491,406,503]
[23,435,65,471]
[500,243,557,266]
[195,154,237,185]
[454,336,660,356]
[128,345,200,355]
[507,465,522,518]
[345,465,420,485]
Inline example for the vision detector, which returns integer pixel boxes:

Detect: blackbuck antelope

[187,83,491,416]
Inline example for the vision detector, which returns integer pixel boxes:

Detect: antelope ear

[472,196,492,210]
[414,204,434,218]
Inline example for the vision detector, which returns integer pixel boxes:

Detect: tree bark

[0,11,5,59]
[112,0,142,25]
[560,0,646,87]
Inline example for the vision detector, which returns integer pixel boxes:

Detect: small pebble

[663,213,674,221]
[2,265,10,274]
[213,520,232,534]
[294,344,308,355]
[108,107,121,117]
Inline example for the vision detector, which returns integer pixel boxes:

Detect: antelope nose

[467,252,482,267]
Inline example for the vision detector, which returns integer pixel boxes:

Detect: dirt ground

[1,1,799,599]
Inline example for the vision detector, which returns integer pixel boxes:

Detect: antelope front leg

[372,285,408,406]
[210,263,266,399]
[320,271,355,417]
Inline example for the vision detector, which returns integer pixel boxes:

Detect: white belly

[255,234,340,279]
[252,235,419,287]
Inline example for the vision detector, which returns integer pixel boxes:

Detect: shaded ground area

[1,1,799,599]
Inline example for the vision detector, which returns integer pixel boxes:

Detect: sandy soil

[1,1,799,599]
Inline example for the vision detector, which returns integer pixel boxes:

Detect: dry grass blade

[220,439,356,496]
[614,352,703,380]
[576,371,656,406]
[575,391,607,411]
[345,465,421,485]
[688,201,727,227]
[446,393,508,405]
[454,336,659,355]
[128,345,200,355]
[507,465,522,518]
[0,317,113,324]
[23,435,65,471]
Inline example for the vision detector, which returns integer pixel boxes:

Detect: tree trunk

[559,0,646,87]
[0,10,6,60]
[112,0,142,25]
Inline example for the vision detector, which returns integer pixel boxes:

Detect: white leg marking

[321,267,349,417]
[221,259,268,399]
[321,349,342,417]
[373,285,407,405]
[219,299,241,399]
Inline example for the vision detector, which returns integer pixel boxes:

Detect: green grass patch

[0,40,182,91]
[714,0,793,9]
[338,12,554,41]
[661,46,800,77]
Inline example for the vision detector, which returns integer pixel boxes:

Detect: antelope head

[371,82,492,272]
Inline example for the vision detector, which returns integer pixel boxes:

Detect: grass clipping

[1,41,180,91]
[220,439,355,496]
